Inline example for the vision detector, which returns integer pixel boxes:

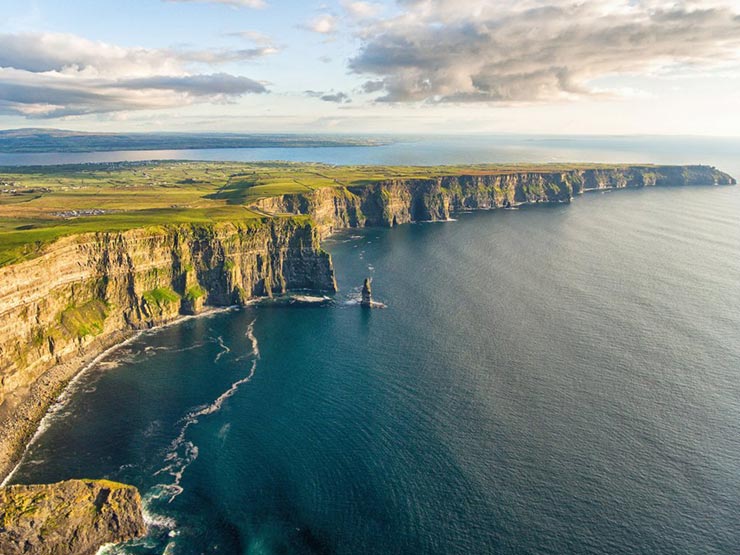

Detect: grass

[142,287,180,308]
[184,285,206,302]
[0,160,669,267]
[59,300,108,339]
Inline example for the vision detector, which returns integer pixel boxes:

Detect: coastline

[1,167,734,486]
[0,306,239,485]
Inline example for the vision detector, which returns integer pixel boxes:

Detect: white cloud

[0,32,268,118]
[301,14,338,35]
[350,0,740,102]
[341,1,383,20]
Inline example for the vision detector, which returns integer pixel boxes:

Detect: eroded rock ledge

[0,479,146,555]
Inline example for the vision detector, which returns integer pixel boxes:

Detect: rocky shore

[0,218,336,484]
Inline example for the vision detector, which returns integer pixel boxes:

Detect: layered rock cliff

[0,163,733,551]
[0,479,145,555]
[0,217,336,479]
[0,164,733,481]
[253,165,735,230]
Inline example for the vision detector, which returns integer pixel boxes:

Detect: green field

[0,160,632,266]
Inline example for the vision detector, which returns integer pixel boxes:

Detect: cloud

[164,0,266,8]
[220,30,280,58]
[341,1,383,20]
[0,32,268,118]
[301,14,338,34]
[361,80,385,93]
[349,0,740,102]
[305,90,352,103]
[179,47,278,63]
[119,74,266,95]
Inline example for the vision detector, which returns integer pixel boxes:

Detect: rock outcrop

[0,479,146,555]
[0,217,336,480]
[359,277,385,309]
[361,278,373,308]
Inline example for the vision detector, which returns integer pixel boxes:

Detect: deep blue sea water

[6,137,740,554]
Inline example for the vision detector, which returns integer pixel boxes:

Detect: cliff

[0,164,733,481]
[0,217,336,480]
[0,479,145,555]
[0,162,732,551]
[253,165,735,230]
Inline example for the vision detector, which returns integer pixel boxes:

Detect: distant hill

[0,128,387,153]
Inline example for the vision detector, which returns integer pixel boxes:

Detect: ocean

[7,137,740,554]
[1,135,740,177]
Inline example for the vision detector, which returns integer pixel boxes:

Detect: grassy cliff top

[0,160,722,266]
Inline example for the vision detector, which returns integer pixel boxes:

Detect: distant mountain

[0,128,387,153]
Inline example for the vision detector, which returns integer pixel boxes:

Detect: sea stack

[361,278,373,307]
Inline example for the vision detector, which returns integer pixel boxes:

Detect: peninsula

[0,162,734,546]
[0,128,387,153]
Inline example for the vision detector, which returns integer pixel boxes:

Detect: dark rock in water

[360,278,386,309]
[0,479,146,555]
[361,278,373,307]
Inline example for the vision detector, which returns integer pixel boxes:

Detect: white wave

[96,543,119,555]
[2,306,239,488]
[167,342,207,354]
[1,331,147,486]
[141,498,179,530]
[150,320,260,505]
[213,335,231,362]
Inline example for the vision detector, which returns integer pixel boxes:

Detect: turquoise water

[10,179,740,554]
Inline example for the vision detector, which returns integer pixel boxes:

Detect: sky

[1,0,740,135]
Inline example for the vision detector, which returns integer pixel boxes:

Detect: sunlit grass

[0,160,654,266]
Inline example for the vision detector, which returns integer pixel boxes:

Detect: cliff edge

[0,163,733,482]
[0,217,336,481]
[253,165,735,234]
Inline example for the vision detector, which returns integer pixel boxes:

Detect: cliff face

[0,217,336,479]
[255,165,735,228]
[0,479,145,555]
[0,164,732,481]
[253,187,365,236]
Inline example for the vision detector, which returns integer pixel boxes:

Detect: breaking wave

[147,320,260,519]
